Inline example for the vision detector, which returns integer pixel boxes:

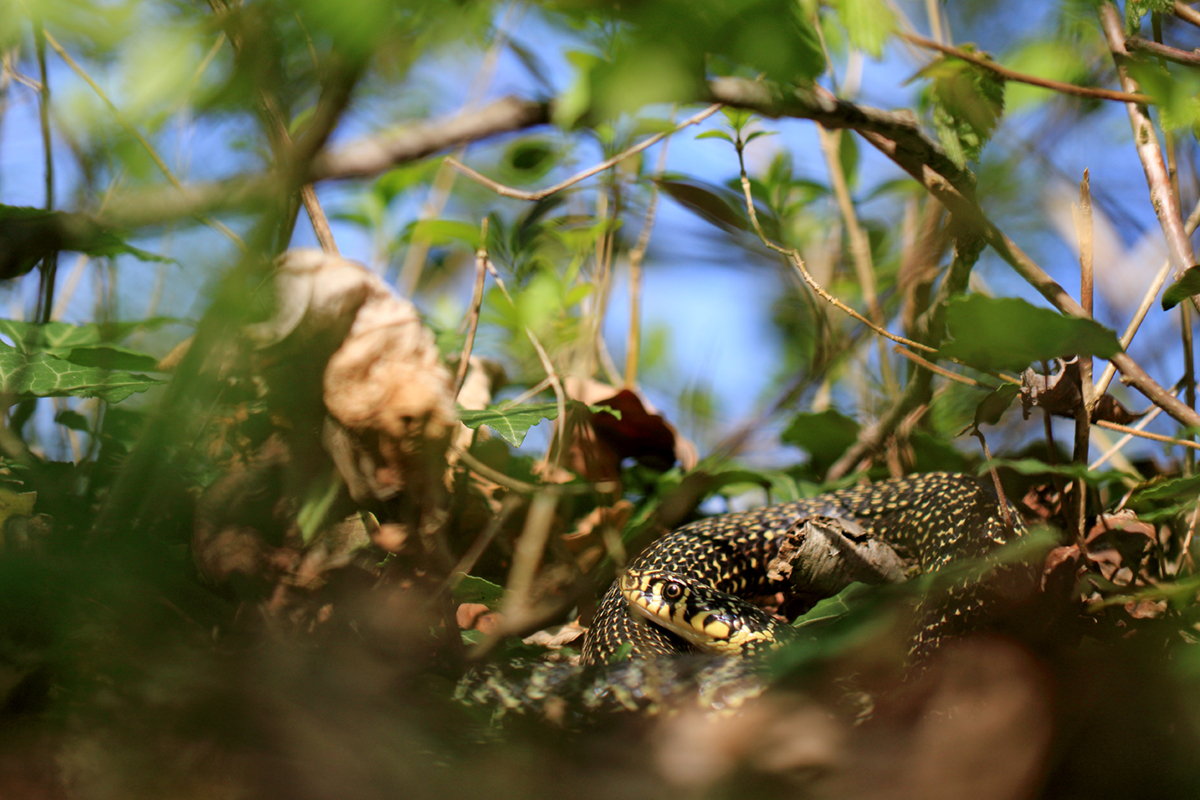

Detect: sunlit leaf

[938,295,1122,373]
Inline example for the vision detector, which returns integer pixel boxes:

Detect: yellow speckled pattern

[583,472,1025,665]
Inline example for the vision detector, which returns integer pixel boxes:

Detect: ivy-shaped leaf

[0,345,162,402]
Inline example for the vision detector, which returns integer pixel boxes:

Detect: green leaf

[831,0,896,58]
[54,409,91,433]
[501,137,559,184]
[459,401,564,447]
[403,219,481,249]
[980,458,1135,485]
[452,574,505,608]
[938,295,1122,373]
[0,205,173,279]
[917,49,1005,166]
[781,409,860,472]
[973,384,1020,427]
[695,130,735,143]
[792,582,875,628]
[1162,265,1200,310]
[0,318,179,352]
[0,346,162,402]
[1130,474,1200,504]
[62,345,161,372]
[655,177,753,235]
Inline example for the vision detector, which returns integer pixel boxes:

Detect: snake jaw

[620,568,785,656]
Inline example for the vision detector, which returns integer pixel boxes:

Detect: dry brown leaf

[456,603,504,635]
[521,620,586,649]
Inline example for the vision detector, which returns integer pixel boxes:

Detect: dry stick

[453,221,491,399]
[972,429,1013,529]
[901,31,1154,105]
[32,19,57,325]
[483,491,558,653]
[450,445,619,496]
[442,494,524,595]
[893,345,983,386]
[446,103,723,202]
[42,30,244,249]
[817,124,895,392]
[1090,401,1167,469]
[1099,4,1200,314]
[1072,171,1094,543]
[526,330,568,471]
[1095,197,1200,397]
[1094,419,1200,451]
[1126,36,1200,68]
[1174,0,1200,28]
[397,1,520,295]
[624,115,673,389]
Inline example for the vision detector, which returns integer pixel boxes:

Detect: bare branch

[311,96,550,180]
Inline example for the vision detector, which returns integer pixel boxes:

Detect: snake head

[619,568,787,657]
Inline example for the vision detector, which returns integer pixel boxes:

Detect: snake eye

[662,581,683,600]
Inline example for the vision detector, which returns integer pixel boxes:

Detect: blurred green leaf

[938,295,1122,373]
[0,344,162,402]
[830,0,896,58]
[918,49,1005,166]
[781,409,860,472]
[452,574,505,608]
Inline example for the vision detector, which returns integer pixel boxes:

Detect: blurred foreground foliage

[4,0,1200,798]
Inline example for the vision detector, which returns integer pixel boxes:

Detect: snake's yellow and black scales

[459,473,1025,716]
[583,472,1024,665]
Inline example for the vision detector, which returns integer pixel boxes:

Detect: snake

[459,472,1027,716]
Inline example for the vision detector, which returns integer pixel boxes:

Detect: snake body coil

[583,472,1025,665]
[460,472,1026,716]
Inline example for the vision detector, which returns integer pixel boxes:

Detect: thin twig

[1090,403,1166,470]
[526,330,568,471]
[1095,197,1200,398]
[449,444,618,496]
[453,220,490,399]
[1098,4,1200,314]
[817,124,894,390]
[446,103,723,201]
[1094,419,1200,450]
[893,345,982,386]
[972,429,1013,529]
[33,19,56,324]
[1174,0,1200,29]
[902,31,1154,104]
[41,29,244,249]
[1072,170,1093,541]
[734,150,937,353]
[1126,35,1200,67]
[396,1,521,294]
[624,111,672,389]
